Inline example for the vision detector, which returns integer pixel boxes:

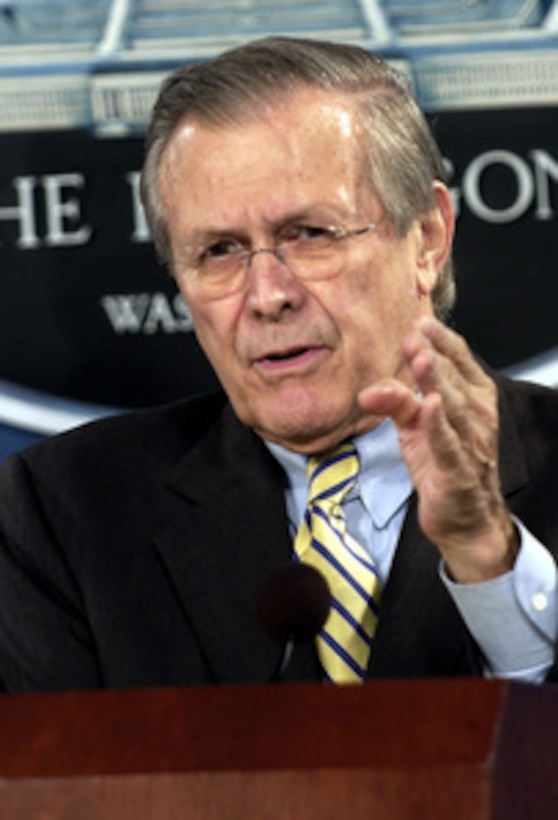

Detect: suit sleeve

[0,453,102,691]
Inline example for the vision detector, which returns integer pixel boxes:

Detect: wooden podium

[1,678,558,818]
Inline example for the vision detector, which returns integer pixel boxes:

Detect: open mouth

[253,345,328,378]
[264,346,311,363]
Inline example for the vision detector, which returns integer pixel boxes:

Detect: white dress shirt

[266,419,557,683]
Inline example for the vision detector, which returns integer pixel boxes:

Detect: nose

[248,247,285,267]
[244,247,305,320]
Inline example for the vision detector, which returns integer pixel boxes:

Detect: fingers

[359,316,496,445]
[404,317,497,449]
[403,317,491,394]
[359,376,469,475]
[358,379,422,427]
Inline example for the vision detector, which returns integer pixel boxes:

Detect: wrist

[442,514,520,584]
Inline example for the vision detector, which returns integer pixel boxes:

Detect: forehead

[165,85,365,154]
[158,89,374,229]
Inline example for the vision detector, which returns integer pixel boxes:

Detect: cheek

[352,250,423,323]
[334,260,419,361]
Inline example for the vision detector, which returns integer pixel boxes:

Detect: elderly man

[0,37,557,691]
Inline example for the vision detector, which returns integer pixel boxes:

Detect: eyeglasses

[175,218,386,300]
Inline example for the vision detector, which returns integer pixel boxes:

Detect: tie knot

[307,442,359,505]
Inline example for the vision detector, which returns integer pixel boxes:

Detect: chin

[253,403,354,452]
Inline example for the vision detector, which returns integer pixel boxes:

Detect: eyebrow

[178,206,349,246]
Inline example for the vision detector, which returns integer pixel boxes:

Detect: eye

[280,224,337,245]
[201,238,244,262]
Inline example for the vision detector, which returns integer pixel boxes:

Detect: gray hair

[141,36,455,318]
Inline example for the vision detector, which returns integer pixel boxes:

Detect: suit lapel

[153,405,319,684]
[496,374,529,498]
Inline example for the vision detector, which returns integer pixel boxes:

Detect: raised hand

[358,316,518,583]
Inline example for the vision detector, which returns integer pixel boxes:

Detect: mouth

[263,346,312,363]
[254,345,326,374]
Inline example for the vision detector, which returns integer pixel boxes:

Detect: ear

[415,182,455,297]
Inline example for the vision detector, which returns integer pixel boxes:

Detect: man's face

[159,88,451,453]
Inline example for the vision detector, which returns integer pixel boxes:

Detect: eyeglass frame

[174,216,387,298]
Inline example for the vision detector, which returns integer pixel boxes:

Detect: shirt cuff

[440,519,557,681]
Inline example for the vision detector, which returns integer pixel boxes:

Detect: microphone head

[257,561,331,645]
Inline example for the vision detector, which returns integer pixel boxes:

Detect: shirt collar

[265,419,413,529]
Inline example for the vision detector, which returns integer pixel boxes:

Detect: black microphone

[257,562,331,682]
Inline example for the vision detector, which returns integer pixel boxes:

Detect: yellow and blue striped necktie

[294,441,381,683]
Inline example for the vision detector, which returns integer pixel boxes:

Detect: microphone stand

[269,635,295,683]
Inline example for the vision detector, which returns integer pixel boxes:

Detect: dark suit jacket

[0,374,557,691]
